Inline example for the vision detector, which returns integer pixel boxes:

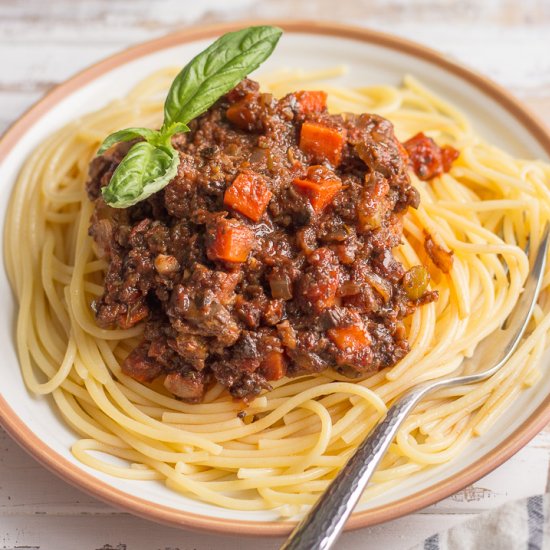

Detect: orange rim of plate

[1,19,550,536]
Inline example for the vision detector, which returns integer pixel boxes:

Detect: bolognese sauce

[86,78,452,402]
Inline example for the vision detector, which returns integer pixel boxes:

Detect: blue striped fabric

[527,495,544,550]
[413,494,550,550]
[423,533,439,550]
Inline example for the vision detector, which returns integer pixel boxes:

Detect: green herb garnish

[98,25,283,208]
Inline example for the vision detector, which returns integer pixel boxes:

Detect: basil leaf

[98,26,283,208]
[163,122,190,136]
[157,122,190,145]
[97,127,159,155]
[102,141,179,208]
[163,25,282,128]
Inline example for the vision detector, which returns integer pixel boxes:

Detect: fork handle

[280,388,427,550]
[281,223,550,550]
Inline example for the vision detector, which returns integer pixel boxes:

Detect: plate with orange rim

[1,20,550,536]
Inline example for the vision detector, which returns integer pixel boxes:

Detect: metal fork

[281,223,550,550]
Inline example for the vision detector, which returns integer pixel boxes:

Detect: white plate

[1,21,549,535]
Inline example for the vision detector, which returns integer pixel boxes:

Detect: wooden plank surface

[1,1,550,548]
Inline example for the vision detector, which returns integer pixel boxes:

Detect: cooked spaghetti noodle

[5,66,550,513]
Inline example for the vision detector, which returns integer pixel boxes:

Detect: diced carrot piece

[259,351,287,381]
[226,93,256,131]
[295,90,327,114]
[310,279,339,310]
[299,121,345,166]
[328,326,370,352]
[293,179,342,213]
[207,218,254,263]
[292,165,342,213]
[224,172,272,222]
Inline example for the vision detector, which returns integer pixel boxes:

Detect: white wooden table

[1,1,550,548]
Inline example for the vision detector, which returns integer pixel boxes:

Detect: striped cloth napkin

[411,495,549,550]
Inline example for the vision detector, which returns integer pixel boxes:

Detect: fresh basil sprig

[97,127,161,155]
[98,25,282,208]
[101,142,179,207]
[162,25,283,131]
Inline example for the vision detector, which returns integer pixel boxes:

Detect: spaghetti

[5,67,550,513]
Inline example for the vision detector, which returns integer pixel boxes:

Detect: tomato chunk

[293,165,342,213]
[224,172,272,222]
[328,326,370,352]
[207,218,254,263]
[403,132,459,180]
[300,122,345,166]
[441,146,460,172]
[295,90,327,114]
